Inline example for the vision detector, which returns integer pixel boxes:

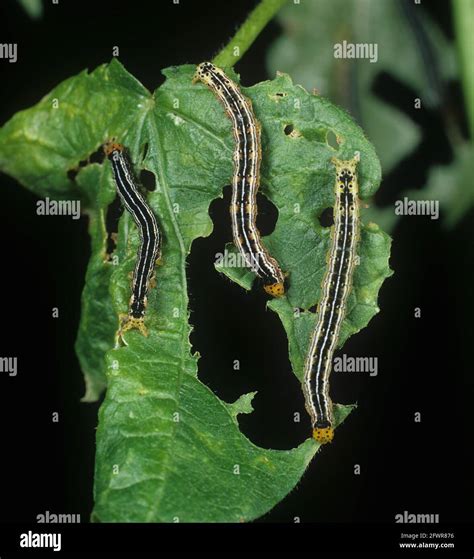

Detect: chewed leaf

[227,391,258,421]
[267,0,455,172]
[0,60,391,521]
[215,242,256,290]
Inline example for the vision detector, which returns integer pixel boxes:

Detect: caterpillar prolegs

[303,154,361,444]
[193,62,286,297]
[104,141,161,339]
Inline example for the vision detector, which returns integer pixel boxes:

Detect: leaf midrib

[142,108,191,522]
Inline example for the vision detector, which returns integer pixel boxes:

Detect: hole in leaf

[67,168,78,181]
[89,146,105,165]
[142,142,149,161]
[139,169,156,192]
[256,191,278,237]
[68,147,106,182]
[284,124,294,136]
[319,207,334,228]
[105,194,123,257]
[187,187,308,451]
[326,130,339,149]
[308,304,317,314]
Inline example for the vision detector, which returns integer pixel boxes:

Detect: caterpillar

[303,154,360,444]
[192,62,286,297]
[104,140,161,339]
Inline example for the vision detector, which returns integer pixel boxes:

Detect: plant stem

[212,0,287,68]
[452,0,474,140]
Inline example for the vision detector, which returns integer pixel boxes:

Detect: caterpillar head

[263,281,285,297]
[103,139,124,158]
[192,61,218,85]
[313,426,334,444]
[331,152,360,195]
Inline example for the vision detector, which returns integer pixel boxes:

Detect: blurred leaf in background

[17,0,43,19]
[406,143,474,228]
[267,0,474,231]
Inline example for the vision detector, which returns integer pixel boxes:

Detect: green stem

[452,0,474,140]
[212,0,287,68]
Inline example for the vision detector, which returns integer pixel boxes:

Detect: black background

[0,0,472,552]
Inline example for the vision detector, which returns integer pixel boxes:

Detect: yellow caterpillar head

[331,152,360,196]
[103,139,124,158]
[192,61,218,85]
[263,281,285,297]
[313,426,334,444]
[120,315,148,336]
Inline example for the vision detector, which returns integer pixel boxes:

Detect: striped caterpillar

[193,62,286,297]
[104,141,161,339]
[303,154,360,444]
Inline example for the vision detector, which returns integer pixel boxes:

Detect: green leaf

[267,0,456,173]
[268,222,392,384]
[74,165,117,402]
[94,342,352,522]
[0,60,391,521]
[0,61,151,400]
